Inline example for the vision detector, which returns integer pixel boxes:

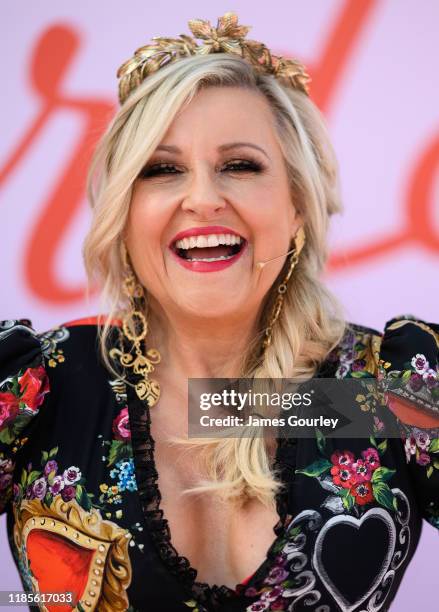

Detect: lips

[170,242,247,272]
[168,225,247,273]
[169,225,244,245]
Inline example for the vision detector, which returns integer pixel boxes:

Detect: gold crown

[117,12,311,104]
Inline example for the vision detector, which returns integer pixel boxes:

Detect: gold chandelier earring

[261,226,306,352]
[109,244,162,406]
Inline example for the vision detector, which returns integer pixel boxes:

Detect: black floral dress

[0,314,438,612]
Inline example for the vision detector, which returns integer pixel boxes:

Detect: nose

[181,166,227,218]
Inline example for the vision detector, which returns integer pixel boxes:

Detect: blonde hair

[83,53,348,508]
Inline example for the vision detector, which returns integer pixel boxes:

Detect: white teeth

[174,233,243,250]
[197,235,208,248]
[207,235,219,247]
[186,254,235,262]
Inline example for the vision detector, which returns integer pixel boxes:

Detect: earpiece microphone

[255,247,297,270]
[255,227,306,270]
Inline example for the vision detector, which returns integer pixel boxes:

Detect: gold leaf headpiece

[117,12,311,104]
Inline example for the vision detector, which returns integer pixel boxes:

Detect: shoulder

[378,314,439,370]
[376,314,439,428]
[335,314,439,428]
[324,319,382,379]
[0,315,123,434]
[0,315,122,385]
[0,316,121,511]
[329,313,438,375]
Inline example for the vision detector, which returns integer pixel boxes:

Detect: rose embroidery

[401,426,439,478]
[112,406,131,441]
[63,466,82,484]
[411,354,429,375]
[0,365,50,441]
[19,366,49,413]
[0,393,20,430]
[13,447,93,511]
[101,406,134,469]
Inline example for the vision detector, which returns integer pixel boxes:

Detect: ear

[290,212,303,241]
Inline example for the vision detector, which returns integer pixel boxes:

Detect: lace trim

[125,336,338,609]
[126,358,240,609]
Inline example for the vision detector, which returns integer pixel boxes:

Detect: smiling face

[125,85,301,323]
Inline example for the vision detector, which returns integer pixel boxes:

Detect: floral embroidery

[94,386,138,512]
[99,458,138,507]
[2,317,438,611]
[113,405,131,440]
[400,426,439,478]
[0,366,49,443]
[332,328,388,434]
[96,404,143,552]
[12,446,94,511]
[110,458,138,492]
[333,327,374,380]
[352,381,390,436]
[241,523,305,611]
[99,482,123,506]
[12,442,144,557]
[373,348,439,478]
[0,324,69,511]
[296,430,398,514]
[334,329,356,379]
[100,405,134,468]
[376,351,439,411]
[38,326,70,368]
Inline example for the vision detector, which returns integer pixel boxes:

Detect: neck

[147,300,260,380]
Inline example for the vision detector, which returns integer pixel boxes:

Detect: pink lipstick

[169,225,247,273]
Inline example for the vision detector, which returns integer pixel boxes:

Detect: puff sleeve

[378,314,439,529]
[0,320,49,513]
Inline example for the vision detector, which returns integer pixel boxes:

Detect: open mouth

[171,233,246,262]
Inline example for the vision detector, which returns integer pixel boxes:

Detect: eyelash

[138,159,263,178]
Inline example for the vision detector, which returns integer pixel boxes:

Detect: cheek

[126,192,169,252]
[247,187,296,237]
[124,197,172,292]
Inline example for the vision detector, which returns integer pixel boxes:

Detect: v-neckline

[125,370,298,610]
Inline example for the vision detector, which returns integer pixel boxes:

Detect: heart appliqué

[13,497,133,611]
[26,529,94,611]
[313,507,396,612]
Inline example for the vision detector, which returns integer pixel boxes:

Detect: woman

[1,12,438,612]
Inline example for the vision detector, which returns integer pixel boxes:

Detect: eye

[138,163,181,178]
[222,160,263,173]
[138,158,264,179]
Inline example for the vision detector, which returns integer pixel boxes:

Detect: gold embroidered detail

[367,333,384,375]
[13,497,132,611]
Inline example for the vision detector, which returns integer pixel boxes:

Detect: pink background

[1,1,438,609]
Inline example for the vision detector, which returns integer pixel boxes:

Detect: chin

[175,297,246,320]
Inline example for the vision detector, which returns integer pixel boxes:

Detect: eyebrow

[155,142,269,159]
